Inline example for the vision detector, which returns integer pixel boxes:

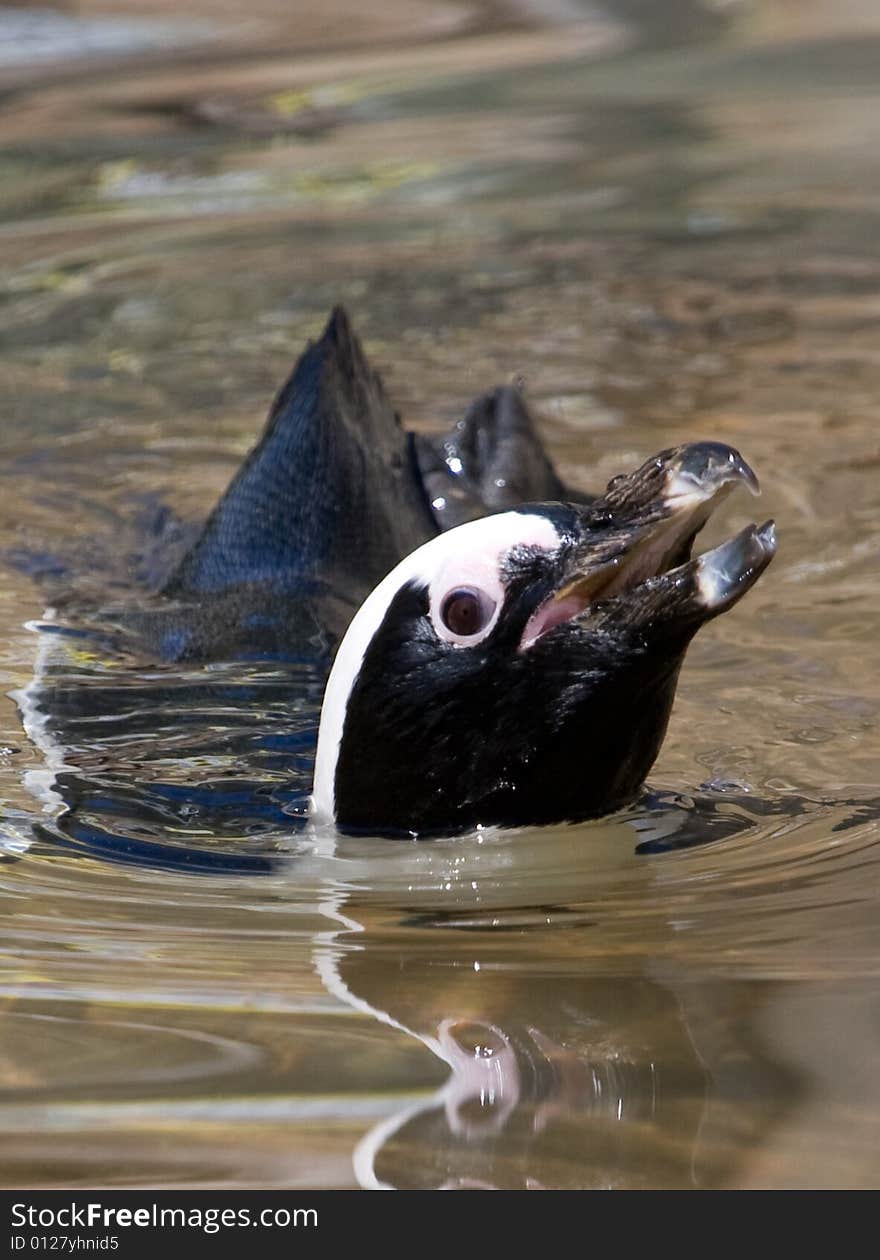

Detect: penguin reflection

[317,873,796,1191]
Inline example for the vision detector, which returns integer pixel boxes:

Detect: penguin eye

[440,587,497,640]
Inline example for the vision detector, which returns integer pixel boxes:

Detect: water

[1,0,879,1188]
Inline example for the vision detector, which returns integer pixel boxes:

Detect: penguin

[312,443,775,836]
[13,307,775,848]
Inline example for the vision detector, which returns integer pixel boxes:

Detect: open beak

[523,442,776,645]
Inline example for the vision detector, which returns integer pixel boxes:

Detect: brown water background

[0,0,879,1188]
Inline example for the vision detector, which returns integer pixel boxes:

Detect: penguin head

[312,442,776,837]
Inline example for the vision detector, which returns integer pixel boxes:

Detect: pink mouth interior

[520,593,589,650]
[518,516,702,651]
[517,477,757,651]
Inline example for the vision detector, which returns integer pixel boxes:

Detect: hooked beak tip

[667,441,761,502]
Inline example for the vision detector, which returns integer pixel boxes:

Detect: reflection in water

[1,0,880,1189]
[320,902,796,1190]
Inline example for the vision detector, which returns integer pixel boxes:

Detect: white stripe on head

[310,511,561,821]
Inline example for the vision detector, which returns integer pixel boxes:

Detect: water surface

[1,0,879,1189]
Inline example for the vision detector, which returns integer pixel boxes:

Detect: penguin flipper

[164,306,437,605]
